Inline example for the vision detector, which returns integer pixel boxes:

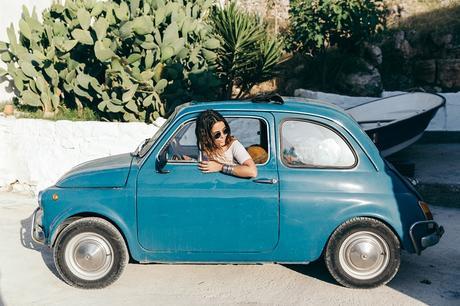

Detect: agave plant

[210,2,283,99]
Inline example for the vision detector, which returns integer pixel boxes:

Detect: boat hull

[344,92,446,156]
[365,106,441,156]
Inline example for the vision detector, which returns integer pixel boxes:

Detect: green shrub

[0,0,220,122]
[285,0,386,55]
[210,2,283,99]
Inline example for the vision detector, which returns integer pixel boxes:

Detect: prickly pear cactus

[0,0,221,122]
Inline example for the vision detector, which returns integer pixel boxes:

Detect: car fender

[48,205,138,258]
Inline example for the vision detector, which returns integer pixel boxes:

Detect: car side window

[281,120,356,168]
[228,118,269,165]
[164,117,269,164]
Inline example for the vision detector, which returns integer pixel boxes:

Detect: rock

[293,64,305,75]
[448,46,460,59]
[437,59,460,89]
[431,33,453,48]
[336,59,383,96]
[414,60,436,84]
[393,31,414,59]
[406,30,420,46]
[280,78,304,96]
[363,43,383,66]
[394,31,405,49]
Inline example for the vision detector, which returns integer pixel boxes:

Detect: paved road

[0,192,459,306]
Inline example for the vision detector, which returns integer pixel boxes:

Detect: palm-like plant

[210,2,283,99]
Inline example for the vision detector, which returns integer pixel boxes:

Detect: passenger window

[281,120,356,168]
[164,117,269,164]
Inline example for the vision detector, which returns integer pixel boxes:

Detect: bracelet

[221,164,234,175]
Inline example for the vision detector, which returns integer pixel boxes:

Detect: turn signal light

[419,201,433,220]
[52,193,59,201]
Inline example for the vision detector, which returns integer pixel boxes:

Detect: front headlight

[419,201,433,220]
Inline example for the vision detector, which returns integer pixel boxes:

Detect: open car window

[164,117,269,164]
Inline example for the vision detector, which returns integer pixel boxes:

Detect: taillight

[419,201,433,220]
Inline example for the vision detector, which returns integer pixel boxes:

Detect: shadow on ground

[284,237,459,305]
[283,259,339,286]
[19,213,61,280]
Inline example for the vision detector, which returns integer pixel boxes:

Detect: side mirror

[156,149,170,174]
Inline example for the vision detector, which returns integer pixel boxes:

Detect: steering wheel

[168,139,182,160]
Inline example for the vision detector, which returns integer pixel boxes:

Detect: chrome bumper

[31,207,45,244]
[409,220,444,255]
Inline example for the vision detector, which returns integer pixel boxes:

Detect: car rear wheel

[53,217,128,289]
[324,217,400,288]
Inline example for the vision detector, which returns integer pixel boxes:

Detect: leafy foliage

[285,0,386,55]
[210,2,283,99]
[0,0,220,122]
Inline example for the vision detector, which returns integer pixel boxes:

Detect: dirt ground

[0,192,459,306]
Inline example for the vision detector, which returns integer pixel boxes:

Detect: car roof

[176,96,349,119]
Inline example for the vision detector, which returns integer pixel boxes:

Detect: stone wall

[223,0,290,33]
[381,30,460,91]
[0,116,163,195]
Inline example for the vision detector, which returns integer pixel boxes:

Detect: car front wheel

[324,217,400,288]
[53,217,129,289]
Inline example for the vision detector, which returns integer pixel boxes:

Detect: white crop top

[203,140,251,165]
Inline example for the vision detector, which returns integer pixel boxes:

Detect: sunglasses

[212,127,230,140]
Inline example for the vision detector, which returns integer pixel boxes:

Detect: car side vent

[250,93,284,105]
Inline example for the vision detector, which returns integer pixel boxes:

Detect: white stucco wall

[0,116,164,194]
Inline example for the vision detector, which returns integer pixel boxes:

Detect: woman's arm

[198,159,257,178]
[231,158,257,178]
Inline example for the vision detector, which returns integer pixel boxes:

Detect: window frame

[279,117,358,170]
[159,115,272,166]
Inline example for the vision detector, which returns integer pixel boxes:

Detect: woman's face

[211,121,228,148]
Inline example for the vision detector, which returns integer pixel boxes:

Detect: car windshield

[135,112,176,158]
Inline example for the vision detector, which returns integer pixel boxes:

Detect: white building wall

[0,116,164,195]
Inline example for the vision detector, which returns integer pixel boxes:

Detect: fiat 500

[32,96,444,289]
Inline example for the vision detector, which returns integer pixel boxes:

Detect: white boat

[346,92,445,156]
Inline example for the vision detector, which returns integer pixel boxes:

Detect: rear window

[281,120,356,168]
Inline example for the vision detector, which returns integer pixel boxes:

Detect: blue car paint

[56,153,133,188]
[39,99,429,264]
[136,111,280,253]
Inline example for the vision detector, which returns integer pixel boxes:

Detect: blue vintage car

[32,95,444,289]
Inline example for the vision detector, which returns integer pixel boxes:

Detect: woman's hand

[198,160,223,173]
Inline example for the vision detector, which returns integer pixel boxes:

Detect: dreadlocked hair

[195,109,234,160]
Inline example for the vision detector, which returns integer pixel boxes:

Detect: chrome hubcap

[65,233,114,280]
[339,231,390,280]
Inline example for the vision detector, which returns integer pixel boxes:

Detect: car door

[136,111,279,253]
[274,113,381,259]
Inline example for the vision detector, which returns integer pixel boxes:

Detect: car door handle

[253,178,278,184]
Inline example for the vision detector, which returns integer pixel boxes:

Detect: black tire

[53,217,129,289]
[324,217,400,288]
